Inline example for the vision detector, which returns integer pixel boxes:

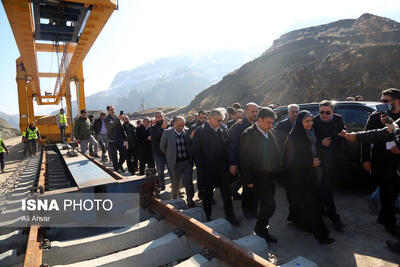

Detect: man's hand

[190,130,196,139]
[362,161,371,172]
[247,184,254,188]
[124,141,129,150]
[338,130,346,138]
[322,137,332,147]
[75,139,80,144]
[312,158,321,167]
[344,132,357,142]
[118,114,123,121]
[391,146,400,154]
[147,136,151,141]
[229,165,238,176]
[387,124,395,134]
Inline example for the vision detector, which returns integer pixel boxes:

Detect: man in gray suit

[160,116,195,207]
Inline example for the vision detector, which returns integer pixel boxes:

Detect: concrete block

[57,233,188,267]
[175,254,212,267]
[163,198,187,209]
[0,230,26,253]
[181,207,207,222]
[280,256,318,267]
[233,234,268,258]
[0,249,24,267]
[56,218,232,267]
[204,218,232,238]
[43,218,175,265]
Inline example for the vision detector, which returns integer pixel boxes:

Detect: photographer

[341,118,400,254]
[360,88,400,237]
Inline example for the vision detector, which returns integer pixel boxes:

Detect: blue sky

[1,0,400,115]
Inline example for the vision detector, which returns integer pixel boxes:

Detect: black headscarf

[289,110,313,142]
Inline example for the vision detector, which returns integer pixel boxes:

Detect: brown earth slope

[180,13,400,113]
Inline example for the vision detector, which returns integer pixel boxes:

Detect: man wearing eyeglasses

[362,88,400,237]
[313,100,346,230]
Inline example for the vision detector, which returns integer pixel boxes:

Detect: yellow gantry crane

[2,0,117,142]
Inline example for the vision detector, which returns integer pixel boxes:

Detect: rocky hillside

[181,13,400,112]
[0,117,20,139]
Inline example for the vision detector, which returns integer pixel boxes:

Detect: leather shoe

[254,228,277,243]
[227,216,241,227]
[187,201,196,208]
[387,240,400,255]
[333,220,345,230]
[385,225,400,237]
[265,232,278,243]
[318,237,335,245]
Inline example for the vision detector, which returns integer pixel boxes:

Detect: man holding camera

[361,88,400,237]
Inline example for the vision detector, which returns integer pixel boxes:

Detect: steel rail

[23,148,46,267]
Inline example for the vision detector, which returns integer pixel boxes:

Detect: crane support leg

[74,63,86,115]
[16,58,29,133]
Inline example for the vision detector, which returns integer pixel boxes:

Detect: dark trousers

[0,153,5,171]
[126,148,138,174]
[109,140,127,171]
[28,140,37,155]
[139,147,154,175]
[377,166,400,227]
[254,173,276,232]
[241,176,259,216]
[154,154,170,188]
[202,169,234,219]
[320,165,340,223]
[59,126,66,143]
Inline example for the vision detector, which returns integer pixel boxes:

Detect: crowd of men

[66,88,400,252]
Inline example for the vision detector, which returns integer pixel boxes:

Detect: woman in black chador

[284,110,335,244]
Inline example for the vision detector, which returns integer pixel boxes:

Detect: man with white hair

[276,104,299,134]
[193,109,240,225]
[160,116,195,207]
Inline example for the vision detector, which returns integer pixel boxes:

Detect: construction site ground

[1,136,399,267]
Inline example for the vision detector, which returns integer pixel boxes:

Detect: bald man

[160,116,195,207]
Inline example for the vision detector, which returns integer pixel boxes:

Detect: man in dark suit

[275,104,299,146]
[136,117,155,175]
[188,110,208,199]
[122,115,137,175]
[193,109,240,226]
[313,100,346,230]
[361,88,400,236]
[228,103,258,217]
[239,107,281,243]
[151,111,169,189]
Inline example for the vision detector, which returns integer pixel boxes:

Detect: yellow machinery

[2,0,117,142]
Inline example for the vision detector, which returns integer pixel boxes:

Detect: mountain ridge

[177,13,400,113]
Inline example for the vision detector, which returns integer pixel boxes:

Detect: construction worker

[74,110,99,157]
[56,108,68,143]
[25,122,41,156]
[0,137,9,173]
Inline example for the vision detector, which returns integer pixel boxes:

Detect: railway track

[0,145,311,267]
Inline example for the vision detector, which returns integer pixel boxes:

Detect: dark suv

[274,101,382,177]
